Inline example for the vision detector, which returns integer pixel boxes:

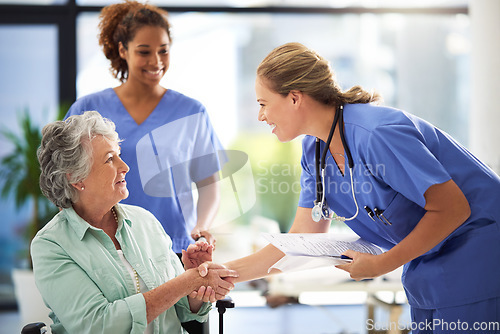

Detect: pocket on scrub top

[379,192,426,243]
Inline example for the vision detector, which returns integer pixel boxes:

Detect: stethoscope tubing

[314,104,359,222]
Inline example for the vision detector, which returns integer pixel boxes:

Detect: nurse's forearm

[195,173,220,232]
[380,180,470,272]
[224,244,286,283]
[223,206,330,282]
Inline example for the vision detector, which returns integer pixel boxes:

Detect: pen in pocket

[364,206,376,221]
[373,207,392,225]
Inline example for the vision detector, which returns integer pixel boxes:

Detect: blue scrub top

[66,88,226,253]
[298,103,500,309]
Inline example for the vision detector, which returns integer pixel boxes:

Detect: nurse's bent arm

[224,206,331,283]
[337,179,471,280]
[192,172,220,244]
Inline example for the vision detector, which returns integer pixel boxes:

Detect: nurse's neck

[306,102,344,169]
[306,102,338,143]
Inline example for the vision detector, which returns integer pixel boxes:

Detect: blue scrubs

[298,103,500,324]
[66,88,226,253]
[411,297,500,333]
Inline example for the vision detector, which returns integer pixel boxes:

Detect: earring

[81,186,84,190]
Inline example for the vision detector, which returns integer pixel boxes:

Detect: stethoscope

[311,104,360,223]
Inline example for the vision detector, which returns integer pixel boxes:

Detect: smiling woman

[222,41,500,334]
[66,0,226,261]
[32,110,237,334]
[99,1,172,125]
[65,3,228,332]
[71,135,130,227]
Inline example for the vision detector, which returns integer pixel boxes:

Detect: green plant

[0,108,61,268]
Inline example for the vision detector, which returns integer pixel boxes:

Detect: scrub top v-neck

[66,88,226,253]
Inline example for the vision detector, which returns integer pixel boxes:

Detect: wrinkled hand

[182,240,214,270]
[189,262,238,303]
[191,228,216,248]
[335,250,388,281]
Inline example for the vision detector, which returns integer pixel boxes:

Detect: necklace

[132,268,141,294]
[112,207,141,294]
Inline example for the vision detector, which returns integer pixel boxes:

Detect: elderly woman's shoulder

[32,210,71,241]
[42,210,65,228]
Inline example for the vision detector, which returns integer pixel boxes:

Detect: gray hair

[37,110,120,208]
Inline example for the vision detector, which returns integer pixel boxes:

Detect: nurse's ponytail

[257,42,382,106]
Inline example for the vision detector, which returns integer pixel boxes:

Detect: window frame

[0,1,467,107]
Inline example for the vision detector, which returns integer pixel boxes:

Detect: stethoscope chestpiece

[312,200,331,222]
[311,202,323,222]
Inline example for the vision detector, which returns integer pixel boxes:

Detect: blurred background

[1,0,498,333]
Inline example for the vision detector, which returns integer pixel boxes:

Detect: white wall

[470,0,500,174]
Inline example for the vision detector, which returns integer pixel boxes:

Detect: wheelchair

[21,322,47,334]
[21,297,234,334]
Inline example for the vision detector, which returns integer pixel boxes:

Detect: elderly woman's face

[80,135,129,206]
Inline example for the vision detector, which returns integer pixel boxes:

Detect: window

[0,24,58,271]
[76,12,470,146]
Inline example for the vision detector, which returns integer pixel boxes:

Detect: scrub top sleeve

[189,110,225,183]
[298,140,316,208]
[366,124,451,208]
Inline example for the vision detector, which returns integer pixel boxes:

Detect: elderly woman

[33,111,237,334]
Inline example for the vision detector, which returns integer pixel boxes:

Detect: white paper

[263,233,383,273]
[269,254,347,273]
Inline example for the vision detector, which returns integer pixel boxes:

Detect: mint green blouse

[31,203,210,334]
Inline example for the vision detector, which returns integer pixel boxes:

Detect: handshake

[181,240,239,303]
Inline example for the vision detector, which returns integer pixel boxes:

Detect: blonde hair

[257,42,382,106]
